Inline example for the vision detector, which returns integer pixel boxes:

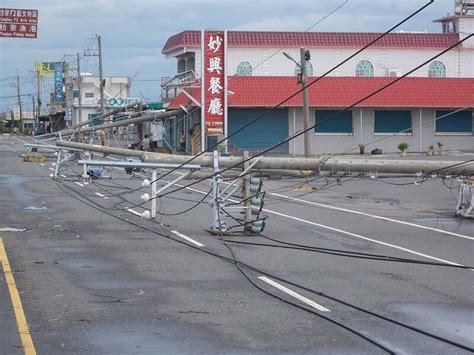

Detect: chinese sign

[0,8,38,39]
[202,30,226,136]
[54,63,64,101]
[35,62,63,77]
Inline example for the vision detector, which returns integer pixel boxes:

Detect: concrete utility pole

[16,75,23,133]
[300,48,312,158]
[32,94,35,125]
[76,52,83,126]
[36,70,41,118]
[97,35,105,115]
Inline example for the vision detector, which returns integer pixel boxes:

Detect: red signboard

[0,8,38,38]
[202,30,226,136]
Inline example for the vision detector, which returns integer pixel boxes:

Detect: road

[0,133,473,354]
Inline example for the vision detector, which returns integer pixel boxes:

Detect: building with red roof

[160,3,473,155]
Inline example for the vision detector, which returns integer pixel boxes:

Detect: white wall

[223,47,474,78]
[289,107,474,155]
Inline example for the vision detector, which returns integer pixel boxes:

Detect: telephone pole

[37,70,42,118]
[16,75,23,133]
[76,52,83,125]
[300,48,311,158]
[97,35,105,115]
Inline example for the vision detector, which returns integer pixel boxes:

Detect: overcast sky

[0,0,455,111]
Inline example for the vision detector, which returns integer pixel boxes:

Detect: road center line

[265,209,463,266]
[48,167,54,171]
[169,182,464,266]
[171,230,205,247]
[39,163,45,167]
[95,192,108,199]
[74,182,84,187]
[269,192,473,241]
[126,208,142,217]
[0,236,36,355]
[258,276,331,312]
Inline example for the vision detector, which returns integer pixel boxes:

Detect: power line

[145,0,436,194]
[155,33,472,200]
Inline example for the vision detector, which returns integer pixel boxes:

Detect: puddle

[386,303,474,346]
[59,258,119,272]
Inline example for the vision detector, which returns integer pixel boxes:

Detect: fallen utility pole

[53,140,473,176]
[53,109,182,136]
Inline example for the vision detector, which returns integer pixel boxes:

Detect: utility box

[455,181,474,218]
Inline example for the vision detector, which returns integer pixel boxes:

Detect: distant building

[67,74,133,125]
[161,1,474,154]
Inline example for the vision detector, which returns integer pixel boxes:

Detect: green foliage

[397,142,409,151]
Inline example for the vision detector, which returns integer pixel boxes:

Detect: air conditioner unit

[388,69,402,77]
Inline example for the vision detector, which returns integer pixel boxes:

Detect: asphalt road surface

[0,133,473,354]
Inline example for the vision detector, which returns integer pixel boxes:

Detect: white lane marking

[171,230,205,247]
[40,163,45,167]
[60,174,67,178]
[95,192,109,199]
[74,182,84,187]
[126,208,142,217]
[269,192,473,241]
[258,276,331,312]
[48,167,54,171]
[169,182,465,266]
[265,209,463,267]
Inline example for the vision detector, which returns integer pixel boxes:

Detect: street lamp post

[283,48,312,157]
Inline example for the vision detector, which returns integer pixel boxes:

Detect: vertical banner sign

[0,9,38,38]
[202,30,227,138]
[53,63,64,101]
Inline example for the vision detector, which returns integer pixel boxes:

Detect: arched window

[355,60,374,77]
[428,60,446,78]
[186,57,195,72]
[236,61,253,76]
[294,61,314,76]
[177,58,186,73]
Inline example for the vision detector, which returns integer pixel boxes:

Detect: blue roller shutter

[315,110,353,133]
[374,110,412,134]
[436,110,472,133]
[228,108,289,153]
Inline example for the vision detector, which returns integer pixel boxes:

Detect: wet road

[0,133,473,354]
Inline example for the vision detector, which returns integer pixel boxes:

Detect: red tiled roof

[168,77,474,109]
[162,30,460,54]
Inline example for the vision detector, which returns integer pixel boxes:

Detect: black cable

[224,239,472,269]
[155,34,473,200]
[54,180,474,352]
[145,1,435,188]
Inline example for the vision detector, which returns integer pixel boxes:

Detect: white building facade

[162,4,474,154]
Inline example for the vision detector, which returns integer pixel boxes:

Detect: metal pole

[97,35,105,115]
[300,48,311,158]
[77,52,83,126]
[32,94,35,127]
[243,151,252,232]
[151,169,157,220]
[16,75,23,134]
[37,70,41,118]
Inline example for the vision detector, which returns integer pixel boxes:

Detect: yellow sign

[35,61,62,77]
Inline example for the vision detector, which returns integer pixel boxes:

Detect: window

[374,110,412,134]
[355,60,374,77]
[236,61,252,76]
[436,110,472,134]
[315,110,353,134]
[84,92,94,98]
[428,61,446,78]
[177,58,186,73]
[294,61,313,76]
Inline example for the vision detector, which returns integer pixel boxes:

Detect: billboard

[201,30,227,138]
[35,61,63,77]
[0,8,38,38]
[54,63,64,101]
